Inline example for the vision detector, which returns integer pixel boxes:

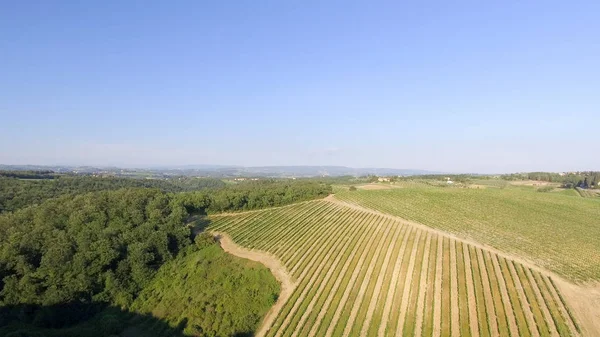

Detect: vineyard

[208,199,580,336]
[335,186,600,282]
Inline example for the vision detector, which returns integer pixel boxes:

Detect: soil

[476,249,500,337]
[450,239,460,337]
[463,244,481,337]
[413,232,433,337]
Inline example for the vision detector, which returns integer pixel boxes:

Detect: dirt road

[211,232,297,337]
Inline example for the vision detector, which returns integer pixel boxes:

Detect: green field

[335,184,600,282]
[209,199,578,336]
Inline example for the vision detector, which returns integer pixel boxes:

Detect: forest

[0,176,330,336]
[0,175,225,213]
[501,171,599,188]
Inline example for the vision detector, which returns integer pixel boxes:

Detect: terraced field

[334,186,600,282]
[208,199,580,336]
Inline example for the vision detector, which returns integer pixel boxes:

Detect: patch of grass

[131,243,279,337]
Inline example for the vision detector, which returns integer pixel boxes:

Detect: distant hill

[0,165,442,178]
[0,164,439,178]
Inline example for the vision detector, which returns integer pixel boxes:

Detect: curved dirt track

[211,232,297,337]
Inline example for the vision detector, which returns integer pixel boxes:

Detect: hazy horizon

[2,2,599,174]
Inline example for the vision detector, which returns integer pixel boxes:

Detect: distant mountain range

[0,164,440,178]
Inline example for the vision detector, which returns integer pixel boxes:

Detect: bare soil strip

[358,220,404,336]
[507,260,541,337]
[377,227,415,336]
[287,207,356,275]
[490,253,521,337]
[432,234,444,337]
[212,232,297,337]
[273,209,360,336]
[326,195,557,280]
[341,219,396,336]
[394,230,424,336]
[524,267,560,337]
[543,276,583,336]
[287,210,369,336]
[463,243,481,337]
[282,204,347,268]
[327,194,599,336]
[450,239,460,337]
[306,219,389,337]
[413,232,433,337]
[324,217,390,337]
[253,201,331,251]
[477,248,500,337]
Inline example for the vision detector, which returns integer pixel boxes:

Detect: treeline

[0,178,331,336]
[176,179,332,214]
[0,189,191,308]
[501,172,599,188]
[0,175,225,213]
[0,170,56,179]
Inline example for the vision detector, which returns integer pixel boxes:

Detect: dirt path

[432,234,444,337]
[359,220,404,336]
[413,232,433,337]
[477,248,500,337]
[395,230,424,336]
[507,260,540,337]
[377,227,414,336]
[341,219,395,336]
[212,232,296,337]
[449,239,460,337]
[463,244,480,337]
[490,253,521,337]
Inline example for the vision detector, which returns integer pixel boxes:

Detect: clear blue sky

[1,1,598,173]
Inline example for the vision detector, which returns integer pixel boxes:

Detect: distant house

[378,177,390,182]
[446,177,453,184]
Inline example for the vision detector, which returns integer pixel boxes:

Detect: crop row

[209,199,579,336]
[335,187,600,282]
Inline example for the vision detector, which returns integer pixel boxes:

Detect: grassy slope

[131,243,280,337]
[0,242,279,337]
[335,185,600,282]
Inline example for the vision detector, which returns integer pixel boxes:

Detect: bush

[349,186,357,191]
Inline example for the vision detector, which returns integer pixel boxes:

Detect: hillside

[335,184,600,283]
[208,199,581,336]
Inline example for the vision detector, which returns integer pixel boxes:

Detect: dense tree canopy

[0,176,331,336]
[175,179,332,214]
[0,188,190,307]
[501,171,600,189]
[0,175,225,213]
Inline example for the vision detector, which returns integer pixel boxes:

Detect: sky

[1,1,599,173]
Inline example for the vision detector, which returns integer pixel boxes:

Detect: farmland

[208,198,580,336]
[335,184,600,283]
